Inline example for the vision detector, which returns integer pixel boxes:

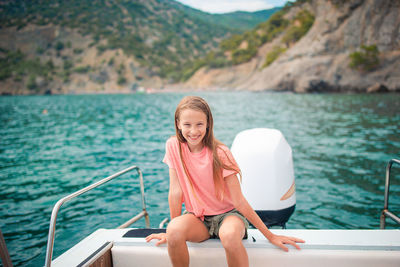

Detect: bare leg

[166,213,210,267]
[218,216,248,267]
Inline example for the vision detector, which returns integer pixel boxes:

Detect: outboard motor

[231,128,296,228]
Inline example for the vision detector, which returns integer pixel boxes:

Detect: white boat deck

[52,228,400,267]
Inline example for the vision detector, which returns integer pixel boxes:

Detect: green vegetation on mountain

[220,10,289,65]
[349,45,380,71]
[262,46,287,68]
[281,9,314,45]
[0,50,55,85]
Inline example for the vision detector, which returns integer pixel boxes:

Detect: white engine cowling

[231,128,296,227]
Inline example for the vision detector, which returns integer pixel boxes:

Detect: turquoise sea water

[1,92,399,266]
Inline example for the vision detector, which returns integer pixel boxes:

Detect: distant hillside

[0,0,279,95]
[210,8,283,31]
[173,4,282,32]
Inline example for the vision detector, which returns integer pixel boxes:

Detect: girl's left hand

[269,234,305,252]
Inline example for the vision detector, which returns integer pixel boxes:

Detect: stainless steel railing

[380,159,400,229]
[45,165,150,267]
[159,217,169,228]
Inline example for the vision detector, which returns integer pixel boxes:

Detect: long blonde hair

[174,96,241,200]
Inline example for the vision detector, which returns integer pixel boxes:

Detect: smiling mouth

[188,135,201,141]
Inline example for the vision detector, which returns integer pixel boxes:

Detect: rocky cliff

[182,0,400,93]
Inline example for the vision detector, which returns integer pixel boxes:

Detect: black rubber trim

[123,228,166,238]
[77,241,111,267]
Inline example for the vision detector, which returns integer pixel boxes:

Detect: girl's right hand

[145,233,167,246]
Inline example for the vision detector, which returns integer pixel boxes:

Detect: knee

[166,219,186,247]
[219,228,243,251]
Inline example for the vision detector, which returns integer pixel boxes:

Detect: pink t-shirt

[163,136,238,220]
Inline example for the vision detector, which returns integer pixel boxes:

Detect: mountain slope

[0,0,229,78]
[182,0,400,93]
[0,0,279,95]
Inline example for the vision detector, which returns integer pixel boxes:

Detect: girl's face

[177,108,207,153]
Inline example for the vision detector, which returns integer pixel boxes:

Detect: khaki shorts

[202,209,249,239]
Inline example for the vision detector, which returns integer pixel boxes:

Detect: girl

[146,96,304,267]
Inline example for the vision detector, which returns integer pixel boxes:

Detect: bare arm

[225,174,305,251]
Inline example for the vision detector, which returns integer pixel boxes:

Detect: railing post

[380,211,386,229]
[137,168,150,228]
[380,159,400,229]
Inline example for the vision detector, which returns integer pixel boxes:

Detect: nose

[190,126,199,134]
